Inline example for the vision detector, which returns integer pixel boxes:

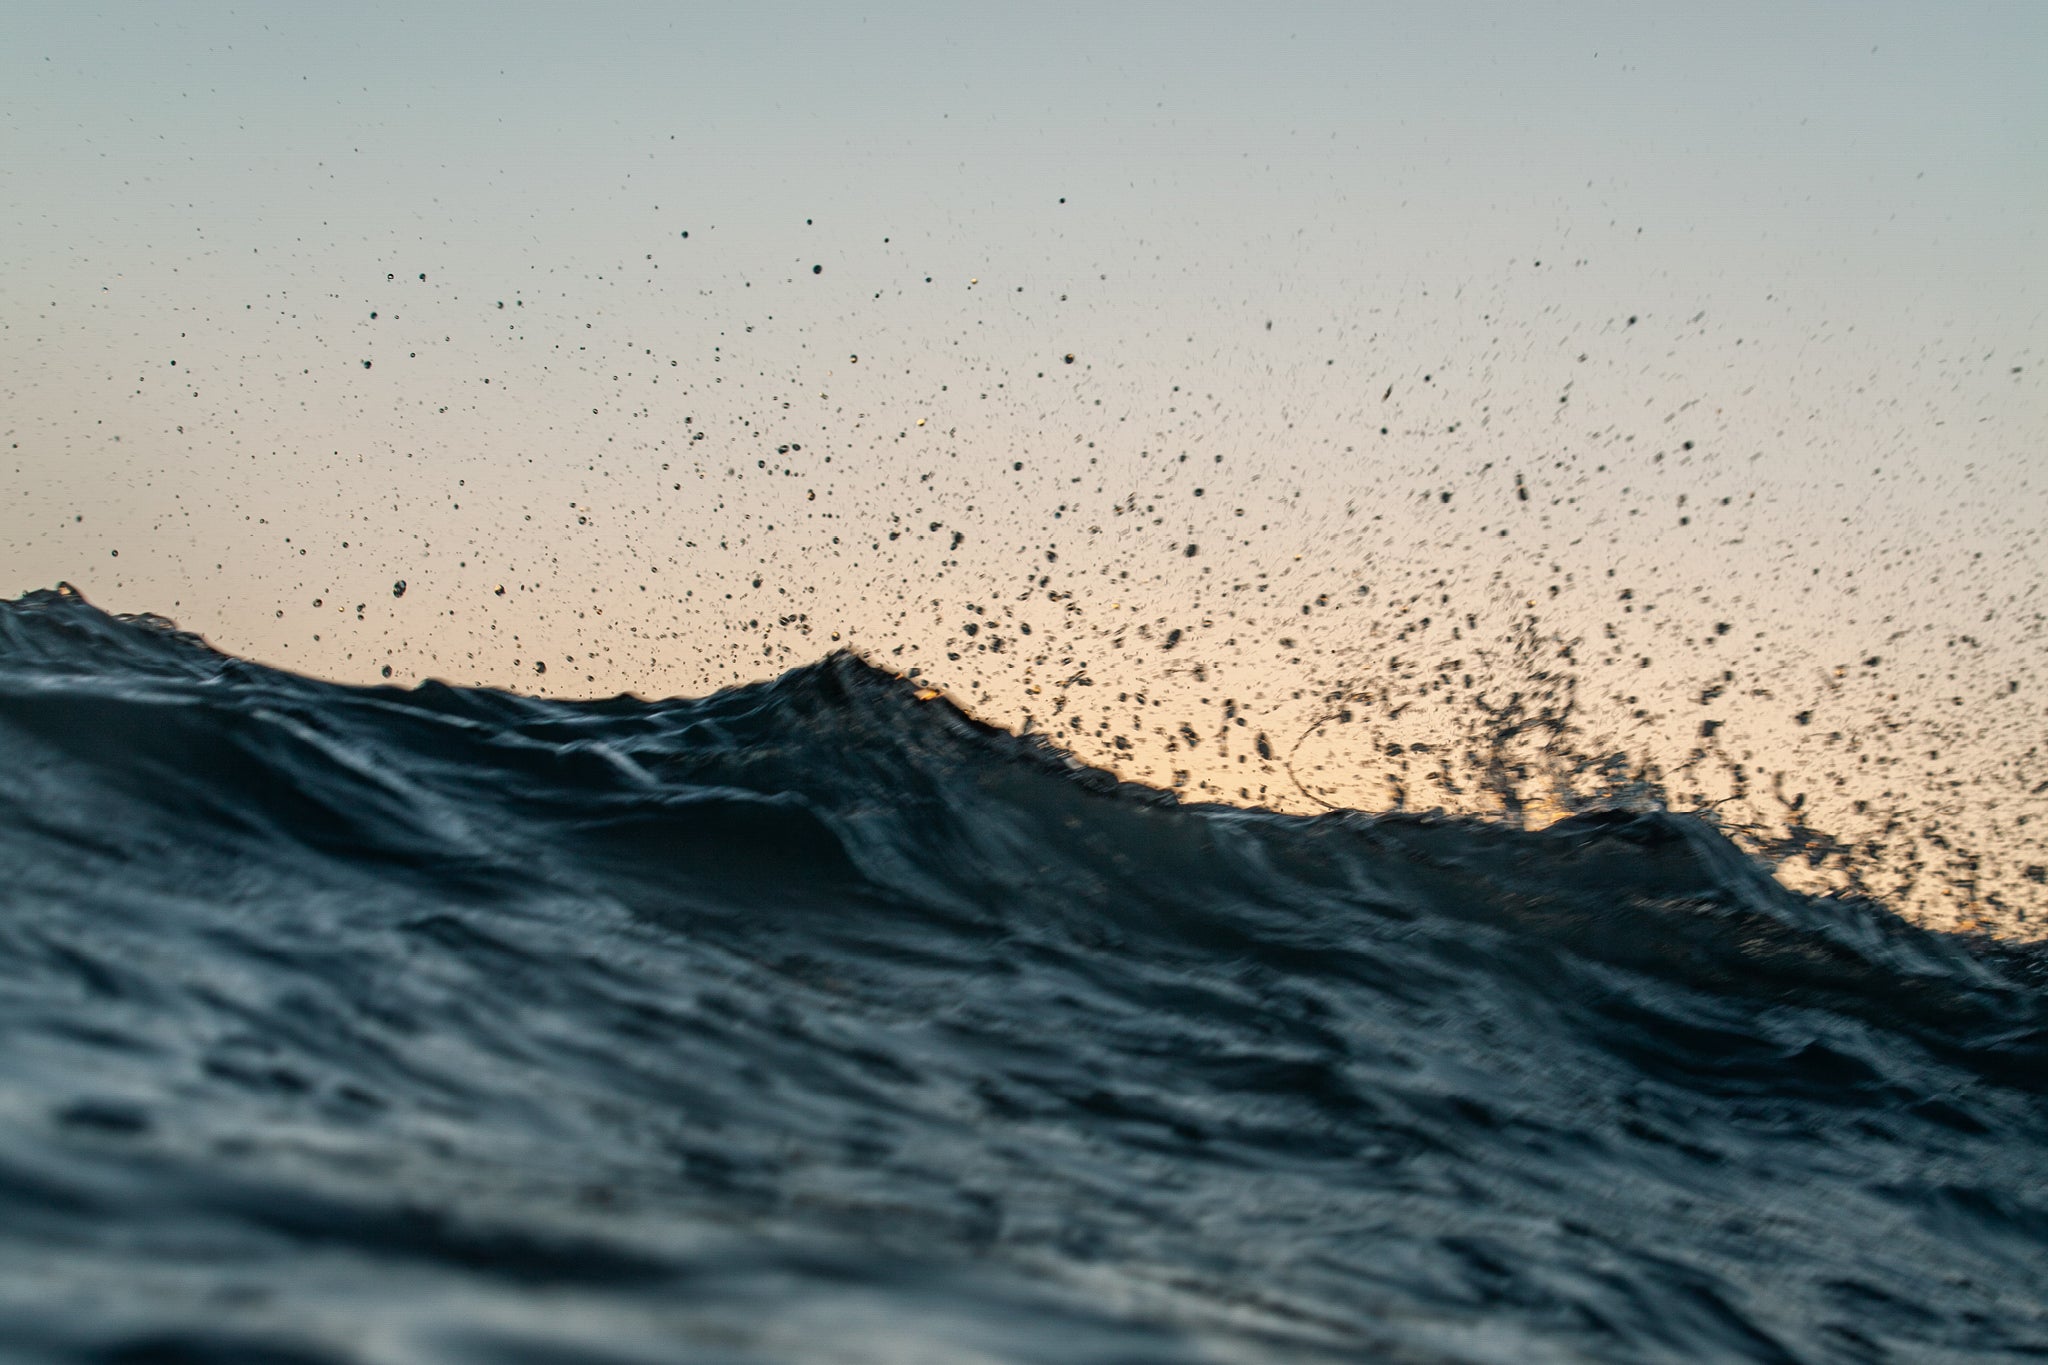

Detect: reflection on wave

[1,587,2043,1363]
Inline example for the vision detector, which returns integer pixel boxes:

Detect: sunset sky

[5,3,2044,927]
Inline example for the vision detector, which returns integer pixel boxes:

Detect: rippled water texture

[1,588,2044,1363]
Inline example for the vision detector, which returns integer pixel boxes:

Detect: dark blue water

[2,586,2044,1364]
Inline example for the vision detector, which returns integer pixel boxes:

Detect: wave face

[1,586,2044,1364]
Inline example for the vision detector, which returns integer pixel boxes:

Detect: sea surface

[1,586,2044,1364]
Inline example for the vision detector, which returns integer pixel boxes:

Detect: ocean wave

[1,586,2043,1363]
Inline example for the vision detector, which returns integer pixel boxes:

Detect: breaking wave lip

[0,584,2044,1365]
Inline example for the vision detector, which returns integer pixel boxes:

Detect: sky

[3,2,2045,931]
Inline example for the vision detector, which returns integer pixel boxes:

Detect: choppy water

[1,586,2044,1364]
